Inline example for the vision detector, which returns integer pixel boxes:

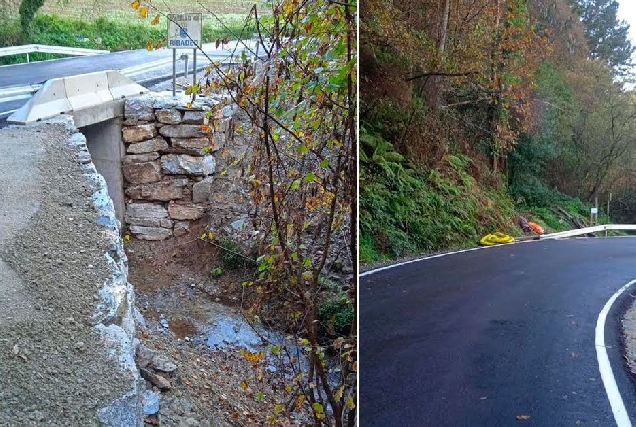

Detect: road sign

[591,207,598,214]
[167,14,202,49]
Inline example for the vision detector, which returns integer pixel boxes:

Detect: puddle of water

[205,304,275,351]
[202,303,341,389]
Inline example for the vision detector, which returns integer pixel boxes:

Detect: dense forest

[360,0,636,262]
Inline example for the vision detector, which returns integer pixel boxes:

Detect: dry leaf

[151,14,160,25]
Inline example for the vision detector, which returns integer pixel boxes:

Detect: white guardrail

[0,44,111,110]
[0,44,109,61]
[540,224,636,240]
[0,40,262,117]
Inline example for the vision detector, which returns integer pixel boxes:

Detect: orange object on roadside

[527,221,544,235]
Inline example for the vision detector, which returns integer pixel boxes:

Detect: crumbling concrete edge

[53,115,143,426]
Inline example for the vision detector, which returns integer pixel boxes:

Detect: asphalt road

[360,237,636,426]
[0,41,250,87]
[0,40,258,123]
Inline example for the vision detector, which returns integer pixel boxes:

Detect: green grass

[39,0,257,20]
[0,13,255,64]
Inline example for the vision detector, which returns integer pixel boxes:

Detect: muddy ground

[127,222,313,426]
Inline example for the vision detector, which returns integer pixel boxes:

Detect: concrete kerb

[7,70,148,125]
[50,115,143,426]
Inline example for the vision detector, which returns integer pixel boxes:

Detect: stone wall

[121,93,234,240]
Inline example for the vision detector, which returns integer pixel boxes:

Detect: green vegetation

[319,295,354,337]
[361,0,634,265]
[360,128,516,263]
[218,237,249,271]
[0,13,254,64]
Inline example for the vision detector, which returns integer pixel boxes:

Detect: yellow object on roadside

[479,232,515,246]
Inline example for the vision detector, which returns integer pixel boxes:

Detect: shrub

[318,295,354,337]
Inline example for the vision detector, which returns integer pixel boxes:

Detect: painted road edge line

[596,278,636,427]
[359,239,539,277]
[360,245,495,277]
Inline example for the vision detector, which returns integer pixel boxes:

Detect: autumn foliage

[132,0,356,424]
[361,0,636,259]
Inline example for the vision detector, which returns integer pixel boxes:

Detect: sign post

[591,207,598,226]
[167,13,202,97]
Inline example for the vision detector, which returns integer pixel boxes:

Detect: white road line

[360,246,489,277]
[596,279,635,427]
[0,109,17,117]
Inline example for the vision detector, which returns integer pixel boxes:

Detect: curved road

[0,40,259,121]
[0,40,252,87]
[360,237,636,426]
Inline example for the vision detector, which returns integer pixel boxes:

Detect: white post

[192,48,197,101]
[172,49,176,96]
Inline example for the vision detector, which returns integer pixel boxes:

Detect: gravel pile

[0,122,134,425]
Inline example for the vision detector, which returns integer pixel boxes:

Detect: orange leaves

[145,41,163,51]
[242,350,265,366]
[130,0,140,9]
[138,5,149,18]
[215,38,230,49]
[295,395,305,410]
[151,14,160,25]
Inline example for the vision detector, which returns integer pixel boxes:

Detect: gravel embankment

[0,122,133,425]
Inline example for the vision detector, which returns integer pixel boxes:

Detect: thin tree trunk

[490,0,504,173]
[427,0,451,112]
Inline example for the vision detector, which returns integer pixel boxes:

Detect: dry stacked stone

[121,93,234,240]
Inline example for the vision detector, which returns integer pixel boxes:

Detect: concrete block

[8,79,72,124]
[106,71,148,99]
[8,71,147,125]
[65,71,113,110]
